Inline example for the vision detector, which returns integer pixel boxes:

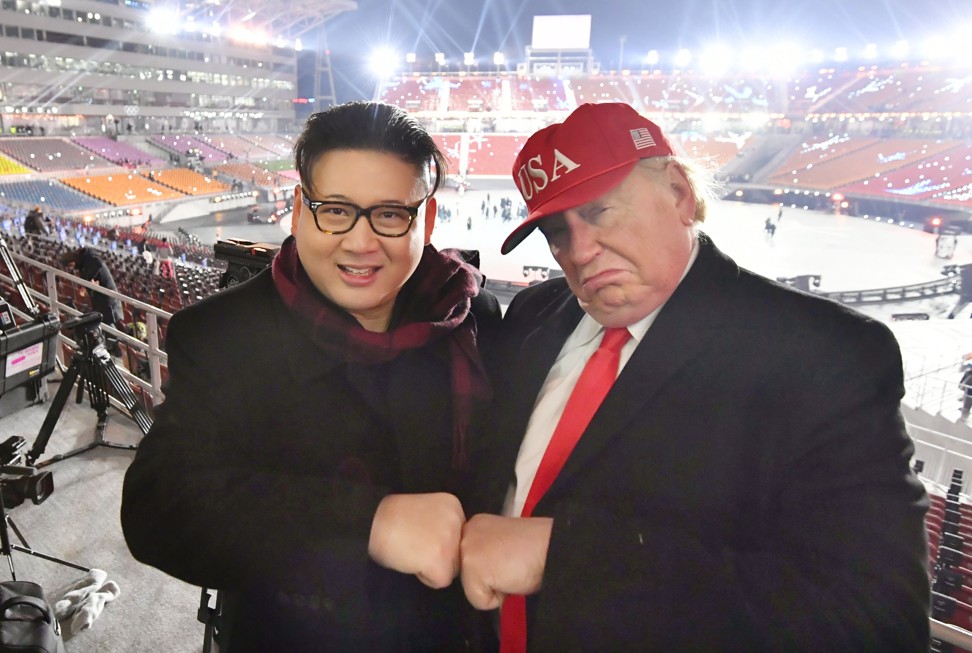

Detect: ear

[666,164,697,226]
[290,185,302,236]
[422,197,437,245]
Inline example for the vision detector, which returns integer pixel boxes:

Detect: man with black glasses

[122,102,501,652]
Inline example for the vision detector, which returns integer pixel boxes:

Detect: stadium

[0,0,970,648]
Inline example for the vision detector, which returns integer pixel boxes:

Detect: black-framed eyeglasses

[300,193,423,237]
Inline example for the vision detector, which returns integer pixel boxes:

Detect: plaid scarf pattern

[271,235,490,469]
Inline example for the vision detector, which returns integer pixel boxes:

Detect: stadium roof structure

[181,0,358,38]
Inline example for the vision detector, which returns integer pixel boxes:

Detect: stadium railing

[0,249,169,412]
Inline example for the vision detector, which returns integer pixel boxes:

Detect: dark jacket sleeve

[120,285,387,596]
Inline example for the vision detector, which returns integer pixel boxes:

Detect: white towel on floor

[51,568,121,639]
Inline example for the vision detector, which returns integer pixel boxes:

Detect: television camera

[0,435,52,510]
[213,238,280,288]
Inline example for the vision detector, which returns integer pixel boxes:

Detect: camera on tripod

[0,435,53,509]
[65,311,108,356]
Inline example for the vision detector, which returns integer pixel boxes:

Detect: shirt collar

[573,236,700,346]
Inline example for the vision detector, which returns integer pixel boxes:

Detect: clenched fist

[460,514,553,610]
[369,492,465,589]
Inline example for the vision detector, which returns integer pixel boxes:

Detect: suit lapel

[484,288,584,501]
[541,236,740,502]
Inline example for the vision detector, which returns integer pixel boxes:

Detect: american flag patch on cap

[630,128,656,150]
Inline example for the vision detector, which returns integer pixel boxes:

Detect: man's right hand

[368,492,465,589]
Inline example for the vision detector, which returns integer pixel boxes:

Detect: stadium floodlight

[148,7,179,34]
[644,50,660,67]
[673,48,692,69]
[435,52,446,65]
[739,46,765,73]
[891,40,910,60]
[294,38,303,52]
[699,44,731,78]
[224,24,267,45]
[809,49,825,64]
[834,47,849,62]
[766,43,804,78]
[369,47,400,78]
[463,52,476,66]
[405,52,416,64]
[863,43,878,60]
[493,52,505,66]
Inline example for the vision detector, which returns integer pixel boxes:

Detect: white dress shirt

[506,242,699,517]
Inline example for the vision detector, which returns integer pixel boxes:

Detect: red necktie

[500,327,632,653]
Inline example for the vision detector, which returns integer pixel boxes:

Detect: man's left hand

[460,514,553,610]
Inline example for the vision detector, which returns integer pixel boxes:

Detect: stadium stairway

[721,133,802,182]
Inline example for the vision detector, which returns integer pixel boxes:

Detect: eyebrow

[313,194,413,205]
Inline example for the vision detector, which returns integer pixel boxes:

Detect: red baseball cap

[502,102,675,254]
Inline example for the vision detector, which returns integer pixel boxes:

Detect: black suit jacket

[122,269,501,652]
[483,234,929,652]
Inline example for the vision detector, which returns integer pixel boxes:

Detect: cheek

[386,233,425,273]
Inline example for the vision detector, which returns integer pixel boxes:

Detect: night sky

[313,0,971,101]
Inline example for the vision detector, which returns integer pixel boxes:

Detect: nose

[563,213,600,266]
[340,214,380,252]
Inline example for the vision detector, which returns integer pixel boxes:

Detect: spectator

[59,246,124,354]
[23,206,49,236]
[460,103,929,651]
[121,101,501,652]
[155,237,174,279]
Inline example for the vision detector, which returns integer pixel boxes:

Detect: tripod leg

[35,344,149,468]
[93,345,153,436]
[25,354,83,466]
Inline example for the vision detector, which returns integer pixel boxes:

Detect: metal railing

[0,249,171,408]
[816,274,961,305]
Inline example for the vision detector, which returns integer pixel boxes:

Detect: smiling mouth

[338,265,379,276]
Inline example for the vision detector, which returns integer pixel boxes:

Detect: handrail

[0,250,172,407]
[815,274,960,305]
[931,618,972,648]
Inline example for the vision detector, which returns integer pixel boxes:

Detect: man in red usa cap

[460,102,929,651]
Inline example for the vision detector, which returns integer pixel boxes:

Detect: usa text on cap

[502,102,675,254]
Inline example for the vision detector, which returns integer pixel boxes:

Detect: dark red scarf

[271,235,490,470]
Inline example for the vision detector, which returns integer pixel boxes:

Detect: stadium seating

[195,134,270,161]
[214,163,285,188]
[572,76,636,105]
[767,135,881,185]
[239,134,294,158]
[382,76,442,112]
[60,173,187,206]
[673,133,751,168]
[776,138,960,190]
[432,135,462,176]
[0,179,110,212]
[141,169,231,196]
[839,143,972,205]
[466,134,532,176]
[511,78,568,111]
[0,137,112,172]
[73,136,166,168]
[448,77,503,112]
[149,135,230,164]
[0,154,32,176]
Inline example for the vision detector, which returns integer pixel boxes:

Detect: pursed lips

[581,268,625,292]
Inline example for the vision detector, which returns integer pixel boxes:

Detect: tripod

[0,470,90,580]
[25,312,153,469]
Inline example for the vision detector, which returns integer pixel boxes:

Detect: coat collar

[532,233,742,508]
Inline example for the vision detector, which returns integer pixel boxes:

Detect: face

[290,149,436,333]
[537,161,697,328]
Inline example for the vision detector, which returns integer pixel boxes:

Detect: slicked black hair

[293,101,447,197]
